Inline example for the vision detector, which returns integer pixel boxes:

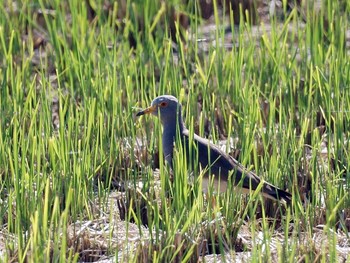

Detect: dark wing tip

[276,189,292,205]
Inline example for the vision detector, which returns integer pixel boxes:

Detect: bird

[136,95,292,204]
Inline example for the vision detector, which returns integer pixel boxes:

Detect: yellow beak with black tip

[136,105,157,116]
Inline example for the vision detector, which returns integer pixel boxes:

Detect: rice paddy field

[0,0,350,262]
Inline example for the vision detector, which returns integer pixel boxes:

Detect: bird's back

[180,129,291,203]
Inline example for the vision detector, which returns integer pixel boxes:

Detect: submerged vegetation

[0,0,349,262]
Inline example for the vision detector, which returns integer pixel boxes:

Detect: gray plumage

[137,95,291,204]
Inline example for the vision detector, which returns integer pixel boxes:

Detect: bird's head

[136,95,182,125]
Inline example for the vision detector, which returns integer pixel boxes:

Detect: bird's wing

[180,130,258,187]
[182,130,291,202]
[191,132,262,190]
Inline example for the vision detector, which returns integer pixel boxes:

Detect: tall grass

[0,0,349,262]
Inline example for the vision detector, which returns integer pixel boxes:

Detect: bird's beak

[136,105,157,116]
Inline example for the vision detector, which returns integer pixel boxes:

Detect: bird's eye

[159,101,168,107]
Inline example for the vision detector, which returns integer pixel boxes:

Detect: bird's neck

[162,114,185,138]
[162,114,186,164]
